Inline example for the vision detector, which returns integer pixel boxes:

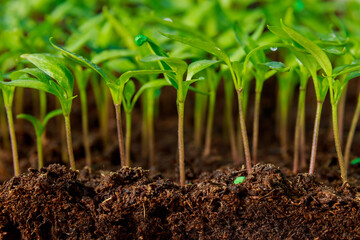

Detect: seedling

[119,70,170,166]
[2,56,76,170]
[0,73,18,175]
[136,35,219,186]
[17,109,62,169]
[234,176,246,184]
[158,32,252,174]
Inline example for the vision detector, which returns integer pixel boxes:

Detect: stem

[0,100,10,150]
[178,100,185,187]
[293,87,306,174]
[203,91,216,157]
[309,101,323,175]
[64,115,76,170]
[147,90,156,170]
[80,89,91,169]
[331,104,348,183]
[37,134,43,169]
[252,90,261,164]
[141,93,149,159]
[40,91,47,121]
[115,104,125,167]
[338,82,348,147]
[125,111,132,166]
[300,105,306,169]
[194,82,207,148]
[344,94,360,170]
[6,108,19,176]
[224,79,239,165]
[237,90,252,174]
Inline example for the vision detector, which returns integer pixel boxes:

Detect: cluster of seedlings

[1,0,360,187]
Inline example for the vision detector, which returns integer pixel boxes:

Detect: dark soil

[1,163,360,239]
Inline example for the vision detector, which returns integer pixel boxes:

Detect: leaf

[91,49,137,64]
[160,32,230,63]
[50,38,113,84]
[350,158,360,165]
[130,79,171,109]
[124,80,135,105]
[17,114,40,134]
[322,46,346,55]
[258,61,290,72]
[280,21,332,76]
[21,54,74,97]
[268,25,292,41]
[43,109,62,127]
[3,78,61,99]
[234,176,246,184]
[119,69,170,86]
[186,59,219,80]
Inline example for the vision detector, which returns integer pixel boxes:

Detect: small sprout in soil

[234,176,246,184]
[350,158,360,165]
[17,109,62,169]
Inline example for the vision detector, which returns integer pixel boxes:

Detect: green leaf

[17,114,40,135]
[322,46,346,55]
[350,158,360,165]
[119,69,169,86]
[43,109,62,127]
[234,176,246,184]
[258,61,290,72]
[160,32,230,63]
[21,54,74,97]
[130,79,171,109]
[3,78,61,100]
[186,59,219,80]
[268,25,292,41]
[124,80,135,105]
[91,49,137,64]
[50,38,114,84]
[280,21,332,76]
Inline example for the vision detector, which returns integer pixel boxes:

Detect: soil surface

[1,163,360,239]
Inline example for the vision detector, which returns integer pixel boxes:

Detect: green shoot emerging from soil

[17,109,62,169]
[3,55,76,170]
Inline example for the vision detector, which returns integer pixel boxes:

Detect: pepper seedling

[120,71,171,166]
[157,32,252,174]
[0,73,18,175]
[2,56,76,170]
[17,109,62,169]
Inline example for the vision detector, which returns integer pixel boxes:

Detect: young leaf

[280,21,332,76]
[92,49,137,65]
[160,32,230,63]
[124,80,136,105]
[50,38,114,84]
[258,61,290,72]
[21,54,74,96]
[43,109,62,127]
[186,59,219,80]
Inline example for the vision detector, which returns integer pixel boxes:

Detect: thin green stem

[293,87,306,174]
[338,82,348,148]
[64,115,75,170]
[203,91,216,157]
[252,90,261,164]
[178,99,185,187]
[6,108,19,176]
[309,101,323,174]
[237,90,252,174]
[194,82,207,148]
[80,89,91,168]
[115,104,125,167]
[141,93,149,159]
[344,94,360,171]
[125,111,132,166]
[331,104,348,183]
[37,134,43,169]
[0,100,9,150]
[300,103,306,169]
[224,79,239,165]
[147,90,156,170]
